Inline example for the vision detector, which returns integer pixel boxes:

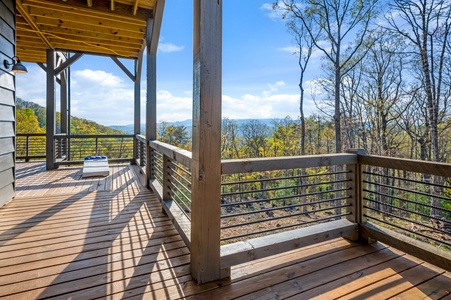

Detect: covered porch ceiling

[16,0,158,63]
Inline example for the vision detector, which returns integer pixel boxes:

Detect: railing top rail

[221,153,357,175]
[17,133,46,137]
[359,155,451,178]
[54,134,135,138]
[136,134,146,143]
[149,140,192,168]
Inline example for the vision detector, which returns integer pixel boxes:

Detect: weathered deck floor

[0,163,450,299]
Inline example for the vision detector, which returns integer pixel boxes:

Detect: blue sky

[17,1,321,126]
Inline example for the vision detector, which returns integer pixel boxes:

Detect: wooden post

[134,57,141,164]
[190,0,223,283]
[346,148,372,242]
[162,154,171,201]
[60,70,68,135]
[145,0,164,187]
[146,51,157,185]
[46,49,56,170]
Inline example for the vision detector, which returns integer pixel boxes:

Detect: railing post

[139,139,145,166]
[162,154,172,201]
[25,135,30,162]
[95,137,99,156]
[346,148,366,241]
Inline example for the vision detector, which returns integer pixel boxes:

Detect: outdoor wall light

[3,56,28,74]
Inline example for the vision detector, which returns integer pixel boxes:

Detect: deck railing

[16,133,46,161]
[17,133,136,165]
[147,141,451,276]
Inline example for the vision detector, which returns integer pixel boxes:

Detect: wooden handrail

[221,153,357,174]
[359,154,451,178]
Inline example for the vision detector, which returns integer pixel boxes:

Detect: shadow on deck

[0,163,450,299]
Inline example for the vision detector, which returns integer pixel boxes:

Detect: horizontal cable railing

[135,134,147,170]
[55,134,134,165]
[16,133,46,161]
[148,140,192,247]
[17,133,135,165]
[220,154,356,243]
[361,155,451,252]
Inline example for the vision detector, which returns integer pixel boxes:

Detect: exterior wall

[0,0,16,207]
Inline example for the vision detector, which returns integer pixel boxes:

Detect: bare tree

[274,0,379,152]
[387,0,451,162]
[286,19,314,155]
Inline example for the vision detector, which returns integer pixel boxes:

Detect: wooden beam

[24,0,150,25]
[16,0,54,49]
[111,56,135,81]
[359,154,451,178]
[54,52,83,76]
[221,219,358,268]
[222,153,357,175]
[111,0,115,11]
[46,49,56,170]
[133,0,140,15]
[190,0,223,284]
[361,223,451,272]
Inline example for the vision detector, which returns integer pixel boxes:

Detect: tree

[158,122,190,149]
[222,118,241,159]
[241,120,270,158]
[286,18,314,155]
[16,108,43,133]
[387,0,451,162]
[274,0,379,152]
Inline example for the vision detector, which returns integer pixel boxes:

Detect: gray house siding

[0,0,16,207]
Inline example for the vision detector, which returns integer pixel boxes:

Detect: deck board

[0,162,450,299]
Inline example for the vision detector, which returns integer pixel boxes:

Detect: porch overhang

[16,0,157,63]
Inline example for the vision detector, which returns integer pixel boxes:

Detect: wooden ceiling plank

[50,42,138,57]
[16,0,54,49]
[28,7,146,32]
[34,18,145,39]
[23,0,151,23]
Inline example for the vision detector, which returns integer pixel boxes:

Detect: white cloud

[73,69,124,88]
[158,43,185,53]
[16,65,319,126]
[261,3,284,20]
[263,80,285,97]
[278,46,298,54]
[156,90,192,122]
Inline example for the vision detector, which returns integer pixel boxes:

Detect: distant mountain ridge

[110,118,285,135]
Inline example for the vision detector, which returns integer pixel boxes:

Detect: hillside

[16,98,125,135]
[110,118,283,135]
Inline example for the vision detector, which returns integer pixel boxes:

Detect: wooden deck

[0,163,450,299]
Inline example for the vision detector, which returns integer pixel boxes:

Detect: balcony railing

[148,141,451,276]
[17,133,138,165]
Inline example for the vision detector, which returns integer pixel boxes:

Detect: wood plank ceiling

[16,0,156,63]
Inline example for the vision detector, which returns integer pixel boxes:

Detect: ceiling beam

[133,0,140,15]
[55,52,83,76]
[16,0,54,49]
[111,56,135,82]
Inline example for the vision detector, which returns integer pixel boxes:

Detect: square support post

[146,52,157,186]
[346,148,373,242]
[134,57,142,164]
[190,0,223,284]
[46,49,56,170]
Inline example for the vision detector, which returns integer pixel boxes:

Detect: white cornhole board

[82,156,109,178]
